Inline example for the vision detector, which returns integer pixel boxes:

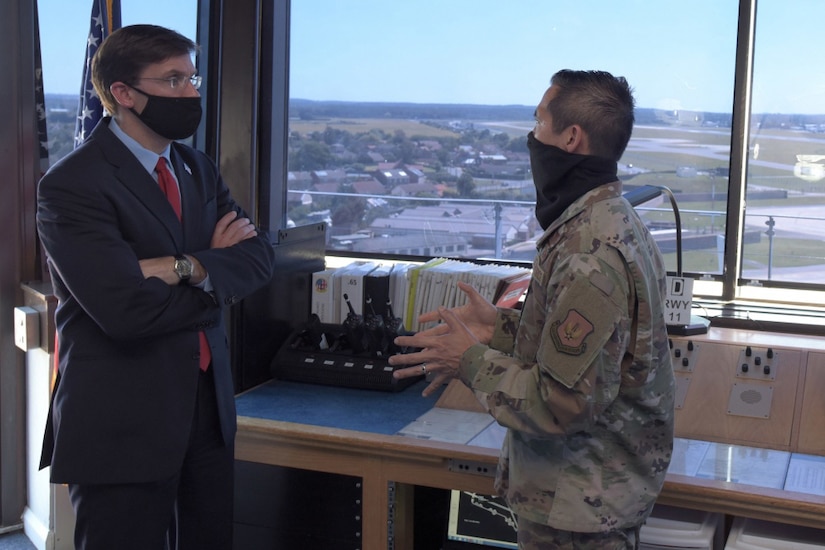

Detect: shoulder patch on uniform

[550,309,594,355]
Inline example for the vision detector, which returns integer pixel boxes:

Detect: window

[283,1,825,309]
[742,0,825,294]
[285,1,754,300]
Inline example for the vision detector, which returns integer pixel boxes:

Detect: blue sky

[38,0,825,115]
[290,0,740,112]
[38,0,197,96]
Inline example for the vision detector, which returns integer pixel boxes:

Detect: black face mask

[527,131,618,229]
[130,87,202,140]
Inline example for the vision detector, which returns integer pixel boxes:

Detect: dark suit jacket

[36,118,276,484]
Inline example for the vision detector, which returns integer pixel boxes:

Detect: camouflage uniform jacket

[460,182,674,533]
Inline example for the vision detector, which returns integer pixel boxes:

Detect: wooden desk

[235,378,825,550]
[236,415,498,549]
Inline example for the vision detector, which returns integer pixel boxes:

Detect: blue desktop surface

[235,379,444,435]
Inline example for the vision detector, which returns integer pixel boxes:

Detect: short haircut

[91,24,197,115]
[547,69,635,161]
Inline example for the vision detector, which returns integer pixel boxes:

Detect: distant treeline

[289,98,534,121]
[46,94,825,130]
[289,98,727,127]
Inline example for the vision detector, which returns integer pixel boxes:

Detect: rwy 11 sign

[665,276,694,325]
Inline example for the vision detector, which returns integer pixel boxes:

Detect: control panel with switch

[668,329,804,451]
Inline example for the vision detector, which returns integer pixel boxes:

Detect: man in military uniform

[390,70,674,549]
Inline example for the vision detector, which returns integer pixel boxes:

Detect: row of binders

[311,258,532,333]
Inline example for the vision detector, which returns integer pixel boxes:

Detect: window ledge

[694,299,825,336]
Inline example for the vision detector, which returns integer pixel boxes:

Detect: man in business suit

[36,24,276,550]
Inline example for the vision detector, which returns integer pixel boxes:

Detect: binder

[336,261,378,322]
[364,264,393,320]
[310,268,337,323]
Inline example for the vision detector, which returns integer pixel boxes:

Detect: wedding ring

[421,364,427,374]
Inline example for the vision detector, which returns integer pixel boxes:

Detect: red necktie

[155,157,182,219]
[156,157,212,371]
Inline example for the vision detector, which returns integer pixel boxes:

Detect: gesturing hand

[389,305,483,397]
[418,281,497,344]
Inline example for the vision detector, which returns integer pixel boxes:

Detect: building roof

[330,232,469,253]
[389,183,438,197]
[310,182,340,193]
[351,179,386,194]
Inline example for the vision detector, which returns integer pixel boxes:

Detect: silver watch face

[174,256,193,280]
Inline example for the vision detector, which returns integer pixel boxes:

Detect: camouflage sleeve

[488,307,521,355]
[459,252,631,438]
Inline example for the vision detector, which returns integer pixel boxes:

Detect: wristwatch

[173,254,193,283]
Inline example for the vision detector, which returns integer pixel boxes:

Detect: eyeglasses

[137,74,202,91]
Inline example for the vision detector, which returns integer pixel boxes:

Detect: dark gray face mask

[527,131,617,229]
[130,87,202,140]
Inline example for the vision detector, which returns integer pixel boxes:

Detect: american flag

[74,0,121,147]
[34,0,49,175]
[34,0,51,284]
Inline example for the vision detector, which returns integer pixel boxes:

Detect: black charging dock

[271,314,423,392]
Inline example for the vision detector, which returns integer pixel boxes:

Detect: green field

[665,236,825,274]
[288,117,460,138]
